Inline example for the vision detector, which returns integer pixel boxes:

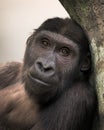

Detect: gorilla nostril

[45,67,53,71]
[37,62,44,71]
[44,67,54,75]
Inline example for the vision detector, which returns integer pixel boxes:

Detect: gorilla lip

[28,73,49,86]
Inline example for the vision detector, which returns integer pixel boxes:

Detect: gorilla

[0,17,98,130]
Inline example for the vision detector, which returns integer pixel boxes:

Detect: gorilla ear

[26,36,32,45]
[26,33,34,45]
[81,54,90,71]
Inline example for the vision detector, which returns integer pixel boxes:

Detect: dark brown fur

[0,62,22,89]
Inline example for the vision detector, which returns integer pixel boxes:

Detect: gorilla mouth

[28,73,49,86]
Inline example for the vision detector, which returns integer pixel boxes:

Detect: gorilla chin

[26,72,58,97]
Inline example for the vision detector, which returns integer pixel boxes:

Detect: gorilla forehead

[34,30,79,49]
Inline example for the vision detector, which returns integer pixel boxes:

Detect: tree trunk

[59,0,104,129]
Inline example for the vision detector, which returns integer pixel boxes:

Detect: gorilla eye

[41,38,50,48]
[59,47,71,56]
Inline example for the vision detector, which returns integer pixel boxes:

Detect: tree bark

[59,0,104,129]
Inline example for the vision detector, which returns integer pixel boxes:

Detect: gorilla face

[23,30,80,103]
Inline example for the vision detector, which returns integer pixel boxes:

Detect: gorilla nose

[35,59,55,77]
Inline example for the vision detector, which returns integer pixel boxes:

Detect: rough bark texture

[59,0,104,129]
